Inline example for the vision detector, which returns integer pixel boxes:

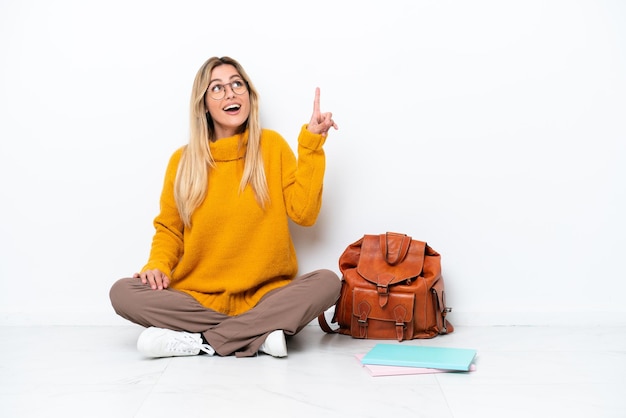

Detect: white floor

[1,324,625,418]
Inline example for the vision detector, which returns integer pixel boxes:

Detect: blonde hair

[175,56,269,227]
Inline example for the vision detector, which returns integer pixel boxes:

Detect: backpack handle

[381,232,412,265]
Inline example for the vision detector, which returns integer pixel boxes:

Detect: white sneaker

[259,330,287,358]
[137,327,215,358]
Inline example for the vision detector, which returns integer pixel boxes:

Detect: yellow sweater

[142,125,326,316]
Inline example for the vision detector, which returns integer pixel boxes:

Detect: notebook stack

[357,343,477,377]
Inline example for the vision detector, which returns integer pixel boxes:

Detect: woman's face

[205,64,250,139]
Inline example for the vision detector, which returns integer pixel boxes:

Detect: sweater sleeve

[141,148,185,277]
[282,124,327,226]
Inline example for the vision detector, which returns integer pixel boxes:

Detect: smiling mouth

[223,104,241,112]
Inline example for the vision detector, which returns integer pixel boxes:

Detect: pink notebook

[356,354,476,377]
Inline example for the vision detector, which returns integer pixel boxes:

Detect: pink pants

[109,269,341,357]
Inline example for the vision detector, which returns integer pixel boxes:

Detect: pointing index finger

[313,87,321,115]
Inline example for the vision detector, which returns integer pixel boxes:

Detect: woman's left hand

[307,87,338,138]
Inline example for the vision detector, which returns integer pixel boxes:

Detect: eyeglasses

[206,79,248,100]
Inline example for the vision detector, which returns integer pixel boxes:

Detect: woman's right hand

[133,269,170,290]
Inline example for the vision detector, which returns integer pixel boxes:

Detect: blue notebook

[360,344,477,371]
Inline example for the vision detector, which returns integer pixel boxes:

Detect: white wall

[1,0,624,326]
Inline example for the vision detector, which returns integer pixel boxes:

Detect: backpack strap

[317,312,337,334]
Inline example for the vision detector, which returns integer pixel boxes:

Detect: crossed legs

[109,269,341,357]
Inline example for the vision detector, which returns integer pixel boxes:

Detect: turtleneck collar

[209,131,248,162]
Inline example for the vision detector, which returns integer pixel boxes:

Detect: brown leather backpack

[318,232,453,341]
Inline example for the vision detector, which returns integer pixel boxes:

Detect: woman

[110,56,341,358]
